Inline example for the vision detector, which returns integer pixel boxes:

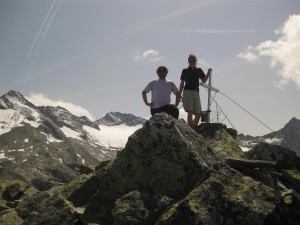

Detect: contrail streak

[26,0,56,60]
[22,0,62,93]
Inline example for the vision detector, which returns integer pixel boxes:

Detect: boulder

[2,181,29,201]
[111,191,174,225]
[77,113,215,224]
[79,165,95,175]
[282,170,300,193]
[16,191,76,225]
[156,163,278,225]
[31,178,58,191]
[112,191,149,225]
[0,204,9,212]
[246,143,300,170]
[95,160,112,171]
[0,208,23,225]
[264,189,300,225]
[65,113,274,225]
[60,174,92,201]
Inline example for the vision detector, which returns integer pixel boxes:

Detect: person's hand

[146,102,154,107]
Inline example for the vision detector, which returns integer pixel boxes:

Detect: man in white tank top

[142,66,180,119]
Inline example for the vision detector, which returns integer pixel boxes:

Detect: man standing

[179,54,212,126]
[142,66,180,119]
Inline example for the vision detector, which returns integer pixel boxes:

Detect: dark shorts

[150,104,179,119]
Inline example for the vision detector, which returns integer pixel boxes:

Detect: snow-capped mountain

[0,90,144,187]
[238,117,300,156]
[96,112,146,126]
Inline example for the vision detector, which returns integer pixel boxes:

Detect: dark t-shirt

[180,67,206,91]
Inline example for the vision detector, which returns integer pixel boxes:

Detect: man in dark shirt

[179,54,212,126]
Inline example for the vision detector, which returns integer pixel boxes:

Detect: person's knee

[173,108,179,119]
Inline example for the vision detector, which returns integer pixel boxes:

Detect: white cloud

[26,92,95,120]
[237,14,300,89]
[134,49,163,62]
[237,46,258,63]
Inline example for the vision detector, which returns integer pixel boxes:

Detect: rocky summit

[1,113,300,225]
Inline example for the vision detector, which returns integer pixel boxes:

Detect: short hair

[188,54,197,60]
[156,66,168,74]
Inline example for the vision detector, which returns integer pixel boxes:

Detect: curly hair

[156,66,169,74]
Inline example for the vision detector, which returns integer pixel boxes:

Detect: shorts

[151,104,179,119]
[183,90,201,113]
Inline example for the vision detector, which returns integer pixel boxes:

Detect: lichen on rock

[7,113,299,225]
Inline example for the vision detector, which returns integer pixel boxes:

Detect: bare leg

[187,111,193,126]
[193,113,201,126]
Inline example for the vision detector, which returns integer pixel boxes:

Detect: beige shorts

[183,90,201,113]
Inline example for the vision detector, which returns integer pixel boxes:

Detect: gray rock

[78,113,214,224]
[95,160,112,171]
[79,165,95,175]
[246,142,300,171]
[0,208,23,225]
[112,191,149,225]
[156,164,278,225]
[16,191,76,225]
[31,178,58,191]
[2,182,28,201]
[0,204,10,212]
[282,170,300,193]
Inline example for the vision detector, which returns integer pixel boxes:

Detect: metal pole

[207,72,212,123]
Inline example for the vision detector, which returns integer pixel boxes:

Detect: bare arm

[175,92,180,107]
[142,91,153,107]
[201,68,212,83]
[179,80,184,98]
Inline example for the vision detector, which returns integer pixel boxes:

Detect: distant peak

[0,90,35,109]
[3,90,25,99]
[96,112,146,126]
[282,117,300,130]
[289,117,299,123]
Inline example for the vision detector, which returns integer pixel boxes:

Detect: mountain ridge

[0,90,144,189]
[238,117,300,156]
[96,111,146,126]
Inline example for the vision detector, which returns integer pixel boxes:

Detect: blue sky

[1,0,299,135]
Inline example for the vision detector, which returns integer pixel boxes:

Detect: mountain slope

[0,91,143,188]
[238,117,300,156]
